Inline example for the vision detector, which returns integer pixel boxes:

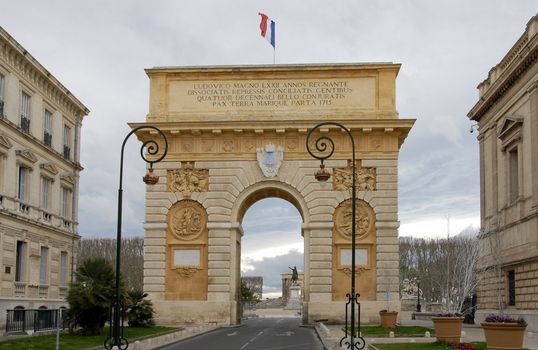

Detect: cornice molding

[469,29,538,121]
[60,174,75,186]
[15,149,38,165]
[0,132,13,153]
[0,29,89,120]
[40,162,59,177]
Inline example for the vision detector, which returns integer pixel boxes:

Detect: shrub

[126,290,155,327]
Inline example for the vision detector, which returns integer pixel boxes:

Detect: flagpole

[273,47,275,64]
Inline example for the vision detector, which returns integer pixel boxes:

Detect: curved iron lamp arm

[105,125,168,350]
[306,122,365,350]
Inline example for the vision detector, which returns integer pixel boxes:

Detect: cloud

[242,249,304,298]
[1,0,537,241]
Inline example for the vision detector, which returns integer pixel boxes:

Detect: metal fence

[5,309,64,334]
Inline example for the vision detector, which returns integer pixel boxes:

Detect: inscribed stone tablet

[174,249,200,266]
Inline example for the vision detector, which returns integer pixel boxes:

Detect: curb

[152,326,221,349]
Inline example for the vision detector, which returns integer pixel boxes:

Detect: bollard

[389,331,395,338]
[425,331,431,338]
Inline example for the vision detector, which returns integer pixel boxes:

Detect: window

[60,252,68,287]
[41,177,51,211]
[20,92,31,133]
[15,241,26,282]
[43,110,52,146]
[18,167,28,202]
[39,247,48,285]
[508,270,516,306]
[61,186,71,219]
[0,73,5,116]
[509,148,519,202]
[63,125,71,160]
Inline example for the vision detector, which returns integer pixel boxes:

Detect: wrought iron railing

[44,132,52,147]
[20,116,30,133]
[63,145,70,160]
[5,309,64,334]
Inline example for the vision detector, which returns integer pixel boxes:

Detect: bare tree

[79,237,144,291]
[399,230,481,313]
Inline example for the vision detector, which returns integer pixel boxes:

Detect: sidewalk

[102,325,219,350]
[315,320,538,350]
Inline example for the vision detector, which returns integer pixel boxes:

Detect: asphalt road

[159,317,324,350]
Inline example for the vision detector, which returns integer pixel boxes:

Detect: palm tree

[66,258,116,335]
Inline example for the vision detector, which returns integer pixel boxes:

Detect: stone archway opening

[240,197,303,314]
[233,185,308,323]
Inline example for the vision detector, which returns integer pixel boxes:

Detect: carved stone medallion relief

[169,200,207,241]
[334,199,375,240]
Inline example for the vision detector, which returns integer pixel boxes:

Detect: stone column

[305,221,333,322]
[528,80,538,210]
[301,223,311,323]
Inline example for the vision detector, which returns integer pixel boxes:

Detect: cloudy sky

[2,1,537,297]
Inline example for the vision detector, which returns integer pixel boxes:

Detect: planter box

[481,322,526,350]
[432,316,464,343]
[379,311,398,329]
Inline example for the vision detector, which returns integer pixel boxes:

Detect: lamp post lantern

[306,121,365,350]
[104,125,168,350]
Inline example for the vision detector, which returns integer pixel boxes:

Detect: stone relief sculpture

[333,161,377,192]
[342,266,368,277]
[256,143,284,177]
[167,162,209,198]
[401,278,420,299]
[334,199,374,240]
[170,201,207,241]
[176,267,198,278]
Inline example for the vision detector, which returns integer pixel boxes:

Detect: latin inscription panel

[168,77,376,114]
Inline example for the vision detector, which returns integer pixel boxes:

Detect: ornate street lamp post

[104,126,168,350]
[416,278,422,312]
[306,122,365,350]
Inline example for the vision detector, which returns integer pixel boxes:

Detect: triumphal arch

[134,63,414,325]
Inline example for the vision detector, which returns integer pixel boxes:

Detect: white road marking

[275,331,294,337]
[227,331,238,336]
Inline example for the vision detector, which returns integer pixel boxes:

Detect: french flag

[258,12,275,48]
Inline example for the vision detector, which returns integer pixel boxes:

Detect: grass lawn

[347,326,435,337]
[0,326,177,350]
[374,342,487,350]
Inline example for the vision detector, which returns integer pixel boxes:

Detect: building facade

[0,26,89,329]
[468,15,538,331]
[138,63,414,325]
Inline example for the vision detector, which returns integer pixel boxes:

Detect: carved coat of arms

[256,144,283,178]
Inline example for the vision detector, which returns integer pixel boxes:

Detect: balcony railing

[0,100,4,117]
[19,202,29,214]
[5,309,65,334]
[14,282,26,297]
[42,211,51,222]
[44,132,52,147]
[20,116,30,133]
[59,286,68,298]
[38,285,49,298]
